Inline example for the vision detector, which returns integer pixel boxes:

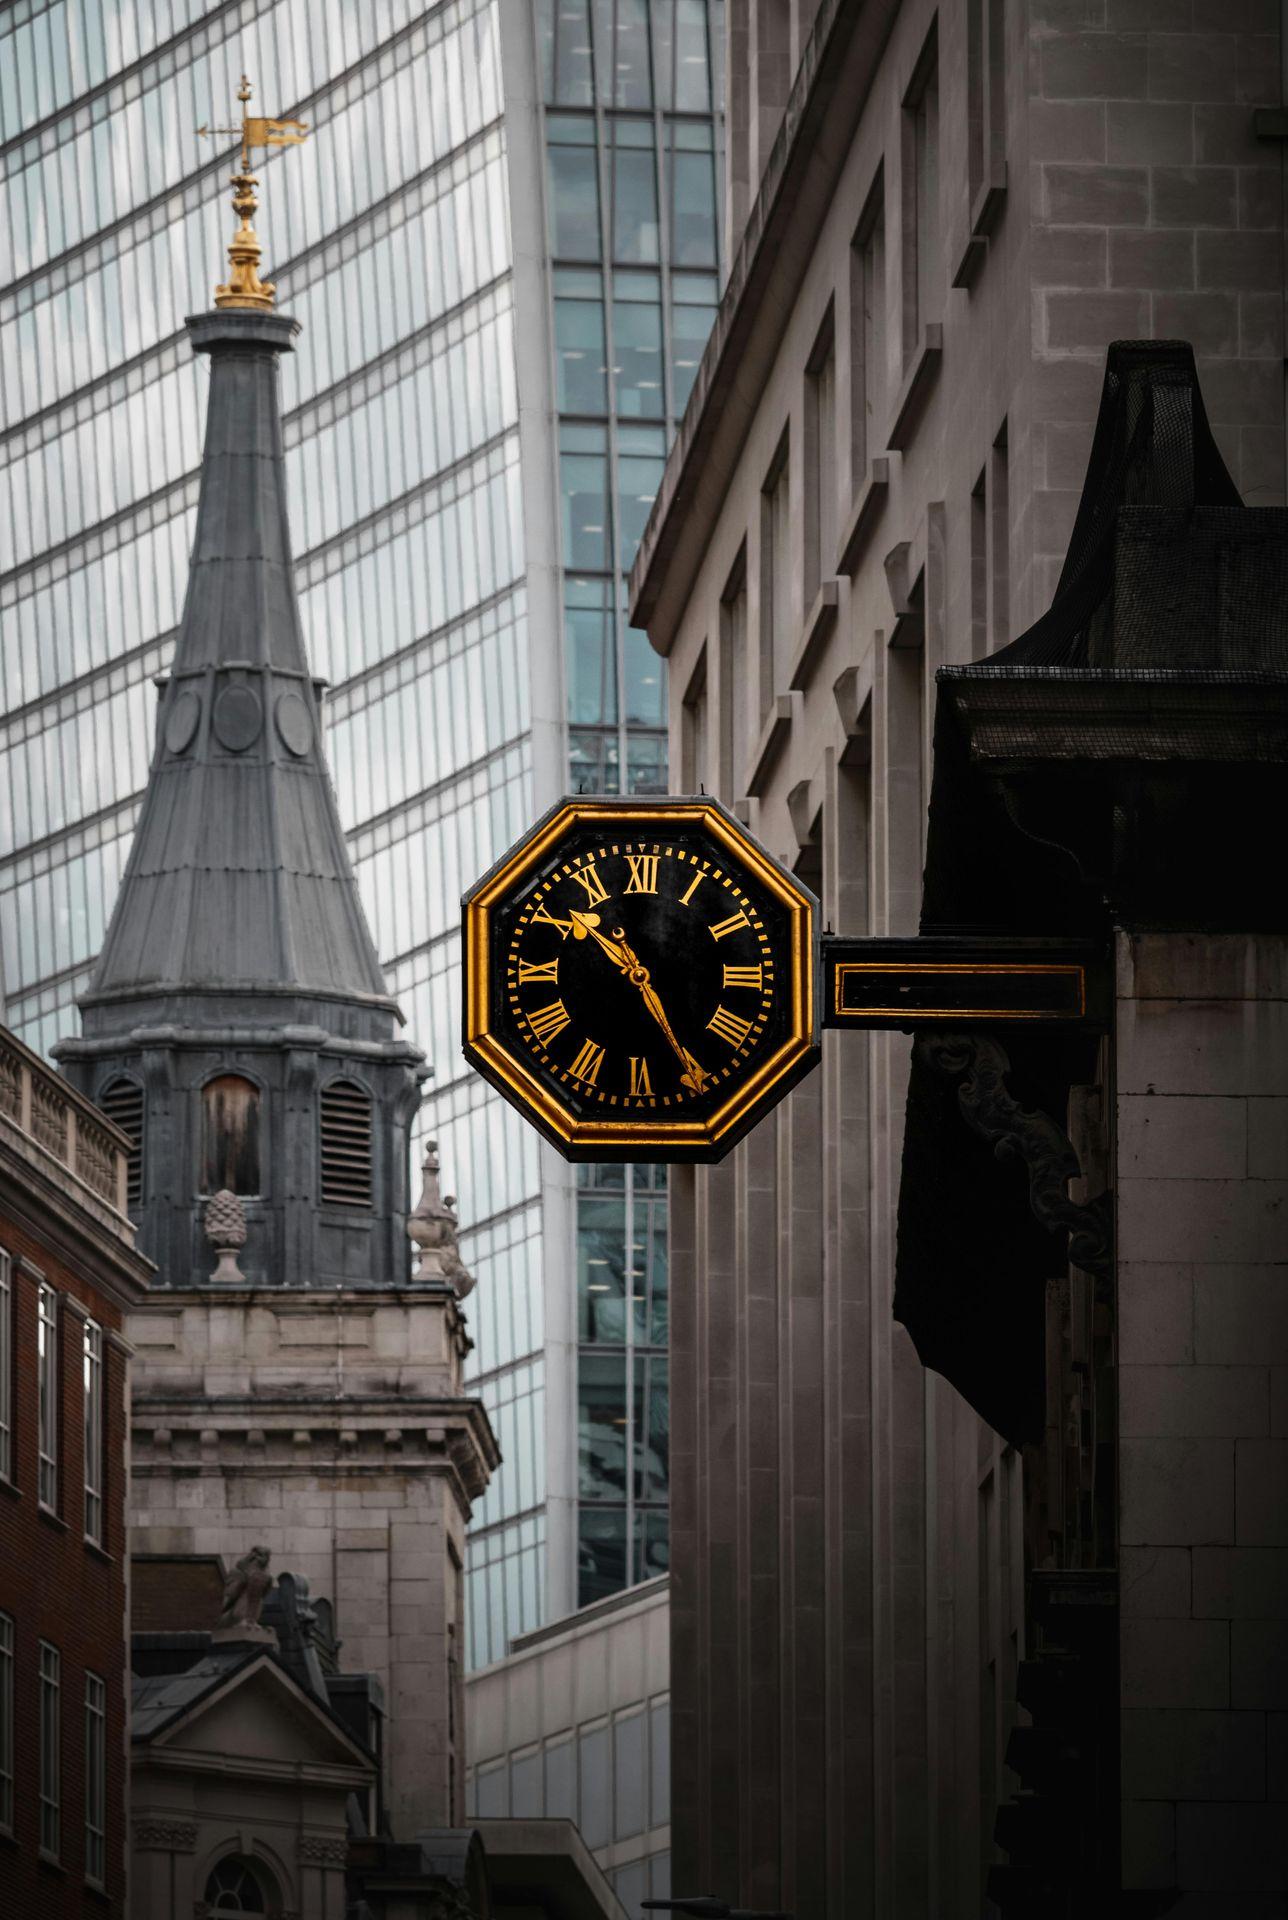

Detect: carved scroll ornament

[916,1032,1112,1278]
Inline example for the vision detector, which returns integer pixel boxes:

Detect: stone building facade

[627,0,1285,1913]
[56,293,499,1843]
[0,1027,152,1918]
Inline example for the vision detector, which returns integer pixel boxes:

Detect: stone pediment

[142,1653,371,1776]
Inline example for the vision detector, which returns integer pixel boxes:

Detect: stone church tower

[57,288,497,1834]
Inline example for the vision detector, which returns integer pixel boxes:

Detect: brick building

[0,1027,152,1918]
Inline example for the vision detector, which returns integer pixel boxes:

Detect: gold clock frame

[462,795,820,1163]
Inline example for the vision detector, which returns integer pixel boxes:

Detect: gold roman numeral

[570,862,609,907]
[722,964,763,991]
[528,1000,571,1045]
[531,899,573,938]
[624,853,660,894]
[707,1004,753,1049]
[629,1056,653,1096]
[708,908,750,941]
[518,956,560,985]
[679,870,706,907]
[569,1037,605,1086]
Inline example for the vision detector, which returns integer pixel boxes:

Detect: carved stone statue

[407,1142,474,1298]
[204,1186,247,1283]
[217,1544,274,1629]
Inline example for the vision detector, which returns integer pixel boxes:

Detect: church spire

[58,133,425,1293]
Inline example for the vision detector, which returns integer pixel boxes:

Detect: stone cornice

[0,1138,154,1310]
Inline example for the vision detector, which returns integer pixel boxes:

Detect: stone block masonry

[1117,934,1288,1897]
[128,1286,498,1838]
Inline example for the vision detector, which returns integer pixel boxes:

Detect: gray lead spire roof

[82,311,393,1014]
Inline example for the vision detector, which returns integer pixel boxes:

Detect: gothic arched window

[203,1855,278,1912]
[319,1077,373,1208]
[98,1075,144,1206]
[201,1075,261,1196]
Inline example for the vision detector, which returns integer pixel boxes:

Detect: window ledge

[888,323,943,452]
[37,1504,67,1533]
[746,693,800,799]
[836,456,889,578]
[952,169,1008,290]
[84,1537,112,1565]
[0,1478,21,1503]
[789,580,840,691]
[38,1850,64,1874]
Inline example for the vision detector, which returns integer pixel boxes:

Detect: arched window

[319,1078,373,1208]
[201,1076,261,1196]
[98,1076,144,1206]
[203,1855,278,1912]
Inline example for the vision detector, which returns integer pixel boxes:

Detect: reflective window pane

[612,271,664,419]
[611,124,659,263]
[579,1351,629,1499]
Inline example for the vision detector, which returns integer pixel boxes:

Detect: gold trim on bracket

[832,960,1086,1021]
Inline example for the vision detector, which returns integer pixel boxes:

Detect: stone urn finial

[407,1142,474,1298]
[204,1187,247,1283]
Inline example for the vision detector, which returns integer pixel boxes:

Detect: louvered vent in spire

[98,1077,143,1207]
[320,1080,373,1209]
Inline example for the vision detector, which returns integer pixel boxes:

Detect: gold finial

[197,74,308,311]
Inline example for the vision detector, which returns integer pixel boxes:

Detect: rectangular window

[760,438,791,713]
[902,30,940,363]
[681,648,708,794]
[971,422,1010,659]
[970,465,988,661]
[39,1641,59,1859]
[83,1320,103,1545]
[968,0,1007,222]
[0,1614,12,1834]
[991,420,1010,652]
[806,310,837,598]
[720,548,749,797]
[0,1251,10,1483]
[38,1282,57,1512]
[850,175,886,485]
[84,1672,106,1885]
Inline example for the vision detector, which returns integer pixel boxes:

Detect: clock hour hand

[568,909,632,973]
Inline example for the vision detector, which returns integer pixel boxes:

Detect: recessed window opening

[201,1075,261,1196]
[204,1855,280,1912]
[850,172,886,485]
[759,432,791,714]
[0,1251,10,1484]
[902,24,940,363]
[805,304,837,598]
[38,1282,57,1512]
[719,545,748,798]
[83,1319,103,1545]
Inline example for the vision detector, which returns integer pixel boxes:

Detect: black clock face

[464,797,819,1162]
[492,829,790,1119]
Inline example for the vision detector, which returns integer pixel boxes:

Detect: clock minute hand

[607,928,711,1095]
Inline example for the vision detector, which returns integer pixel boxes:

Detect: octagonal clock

[462,796,820,1162]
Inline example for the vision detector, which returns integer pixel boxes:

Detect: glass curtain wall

[0,1,547,1650]
[535,0,723,1608]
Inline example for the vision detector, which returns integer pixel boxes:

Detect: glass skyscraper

[0,0,722,1674]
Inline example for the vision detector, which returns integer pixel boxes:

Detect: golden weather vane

[197,75,308,310]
